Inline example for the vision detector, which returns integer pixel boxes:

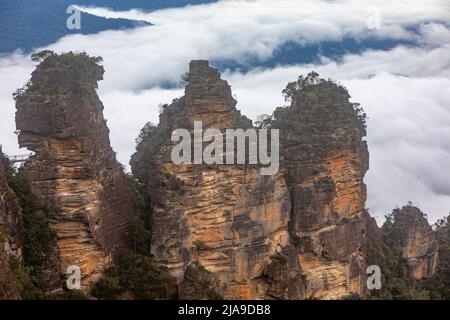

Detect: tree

[31,50,55,63]
[129,216,151,255]
[90,253,177,300]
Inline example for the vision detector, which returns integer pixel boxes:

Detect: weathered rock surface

[132,60,303,299]
[364,211,384,244]
[271,73,369,299]
[436,216,450,248]
[132,63,371,300]
[385,205,438,279]
[14,52,136,290]
[7,56,444,299]
[0,151,24,299]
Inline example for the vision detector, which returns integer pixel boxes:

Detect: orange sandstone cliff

[270,72,369,299]
[384,205,439,280]
[131,62,371,299]
[5,55,440,299]
[131,60,304,299]
[14,52,137,291]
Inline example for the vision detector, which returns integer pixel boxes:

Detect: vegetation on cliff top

[270,71,367,132]
[14,50,104,100]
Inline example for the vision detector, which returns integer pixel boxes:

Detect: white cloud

[0,52,35,155]
[101,88,183,162]
[223,60,450,225]
[0,0,449,222]
[60,0,450,92]
[346,74,450,223]
[419,22,450,47]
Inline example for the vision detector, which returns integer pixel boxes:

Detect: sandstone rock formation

[384,205,438,279]
[14,52,136,290]
[270,72,369,299]
[132,62,370,299]
[436,216,450,248]
[0,151,23,299]
[5,55,445,299]
[131,60,304,299]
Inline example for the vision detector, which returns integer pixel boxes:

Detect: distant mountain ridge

[0,0,425,72]
[0,0,216,54]
[69,0,217,11]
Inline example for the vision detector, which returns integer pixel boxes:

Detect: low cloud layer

[0,0,449,223]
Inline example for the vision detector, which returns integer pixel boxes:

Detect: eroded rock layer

[14,52,136,290]
[385,205,438,279]
[271,73,369,299]
[2,53,446,299]
[132,60,303,299]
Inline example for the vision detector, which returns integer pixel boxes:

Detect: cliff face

[132,61,304,299]
[271,73,369,299]
[132,62,370,299]
[385,205,438,279]
[0,153,24,299]
[436,216,450,248]
[14,52,136,290]
[6,56,444,299]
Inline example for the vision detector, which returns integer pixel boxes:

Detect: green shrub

[129,216,151,255]
[5,171,56,299]
[6,174,56,270]
[91,253,176,300]
[194,240,209,251]
[179,261,223,300]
